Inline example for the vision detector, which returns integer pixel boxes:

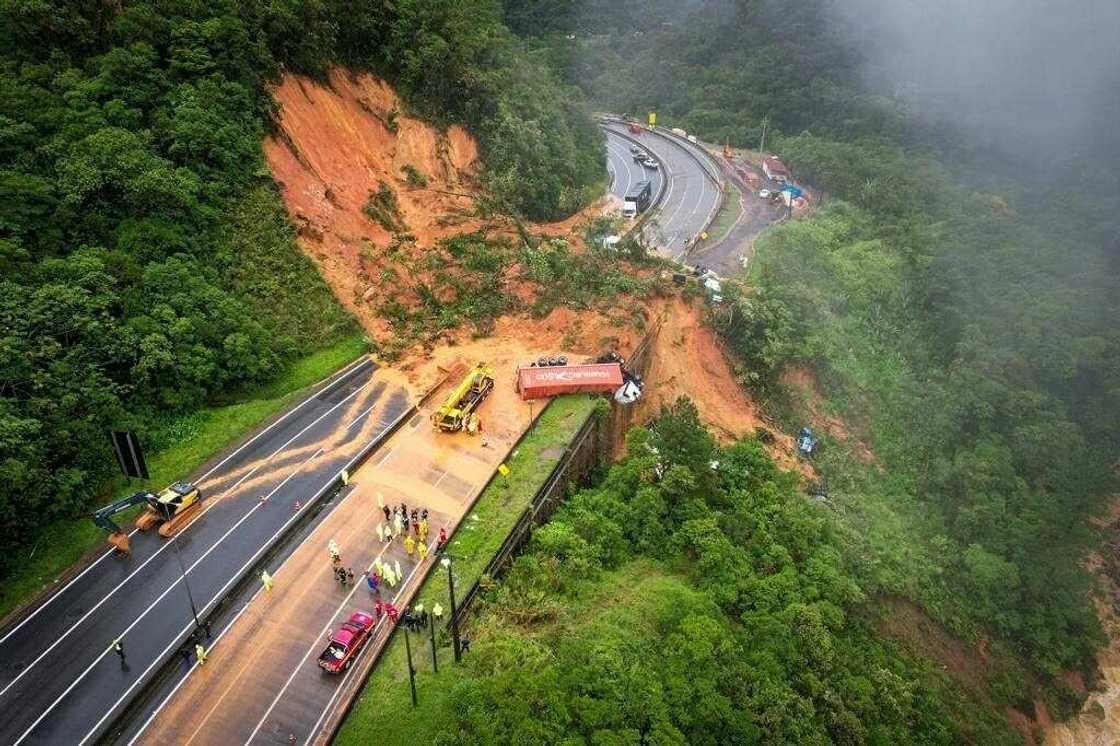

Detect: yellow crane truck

[92,481,204,553]
[431,363,495,432]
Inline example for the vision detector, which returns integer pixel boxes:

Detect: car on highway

[640,157,660,170]
[758,189,772,199]
[318,610,375,673]
[632,150,647,162]
[629,145,643,155]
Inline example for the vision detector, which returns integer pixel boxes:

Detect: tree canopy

[0,0,603,580]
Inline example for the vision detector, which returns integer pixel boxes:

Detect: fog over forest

[826,0,1120,172]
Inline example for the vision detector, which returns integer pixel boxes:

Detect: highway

[0,357,412,746]
[602,121,722,260]
[125,349,546,746]
[605,130,665,212]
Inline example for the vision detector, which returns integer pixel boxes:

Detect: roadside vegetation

[0,0,603,591]
[337,394,598,744]
[371,229,654,360]
[707,183,743,243]
[0,333,366,622]
[509,0,1120,727]
[342,400,1017,744]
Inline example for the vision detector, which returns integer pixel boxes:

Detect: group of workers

[325,493,450,600]
[374,495,449,561]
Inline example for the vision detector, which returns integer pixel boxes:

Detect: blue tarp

[780,185,803,198]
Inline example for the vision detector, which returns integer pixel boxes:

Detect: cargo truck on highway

[622,180,652,218]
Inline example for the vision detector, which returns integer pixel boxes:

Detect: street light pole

[441,556,462,662]
[403,625,418,706]
[171,532,203,632]
[428,611,438,672]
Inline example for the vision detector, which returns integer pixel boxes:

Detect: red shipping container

[517,363,624,400]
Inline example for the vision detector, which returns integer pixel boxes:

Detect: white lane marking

[243,540,417,745]
[71,403,413,746]
[0,379,375,702]
[19,445,323,746]
[300,555,429,746]
[130,483,397,746]
[604,138,633,198]
[123,580,261,746]
[0,357,372,648]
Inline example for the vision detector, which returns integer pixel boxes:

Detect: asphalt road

[128,350,544,746]
[0,357,412,746]
[690,156,786,275]
[602,122,722,260]
[605,131,665,209]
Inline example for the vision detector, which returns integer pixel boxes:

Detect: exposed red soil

[265,68,615,344]
[780,365,876,464]
[1007,707,1040,745]
[637,297,806,474]
[262,69,805,476]
[875,596,991,695]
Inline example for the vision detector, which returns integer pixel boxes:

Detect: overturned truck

[517,363,624,400]
[516,353,643,403]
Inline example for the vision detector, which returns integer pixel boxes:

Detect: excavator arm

[91,491,153,552]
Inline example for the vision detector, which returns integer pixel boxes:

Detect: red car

[317,611,375,673]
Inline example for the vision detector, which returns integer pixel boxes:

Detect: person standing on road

[437,527,448,553]
[419,518,429,542]
[418,541,428,562]
[392,511,403,538]
[112,639,126,670]
[195,643,207,666]
[329,539,341,565]
[367,571,378,594]
[394,559,403,582]
[382,504,391,523]
[405,534,415,558]
[375,599,384,618]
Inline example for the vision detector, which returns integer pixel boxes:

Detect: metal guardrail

[100,366,417,744]
[598,116,725,263]
[446,317,664,630]
[448,411,600,629]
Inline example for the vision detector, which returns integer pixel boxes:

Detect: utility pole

[428,611,438,673]
[171,532,203,632]
[441,556,462,662]
[759,116,769,156]
[403,624,418,706]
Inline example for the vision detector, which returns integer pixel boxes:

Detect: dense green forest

[506,0,1120,721]
[0,0,602,581]
[409,402,1017,743]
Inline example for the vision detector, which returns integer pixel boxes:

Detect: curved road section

[0,357,412,746]
[602,120,722,261]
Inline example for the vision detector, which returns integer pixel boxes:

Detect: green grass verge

[0,333,368,624]
[709,182,743,241]
[335,394,598,745]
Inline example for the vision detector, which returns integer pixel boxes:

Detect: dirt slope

[262,69,801,472]
[781,366,875,464]
[638,298,805,472]
[264,69,487,333]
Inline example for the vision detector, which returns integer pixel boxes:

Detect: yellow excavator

[92,481,204,554]
[431,363,495,432]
